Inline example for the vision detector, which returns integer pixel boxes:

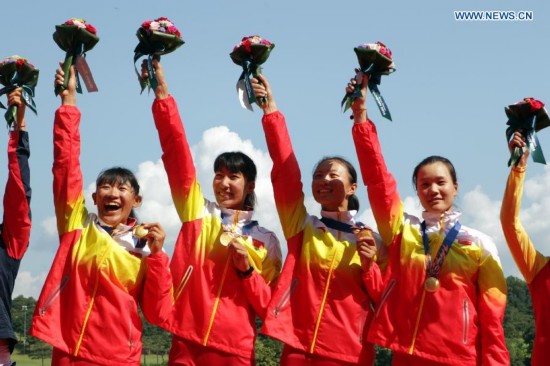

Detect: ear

[92,192,97,206]
[133,195,143,208]
[454,183,459,196]
[348,182,358,196]
[246,181,255,194]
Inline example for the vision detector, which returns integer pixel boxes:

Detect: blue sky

[2,0,550,298]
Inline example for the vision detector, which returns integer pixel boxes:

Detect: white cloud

[40,216,58,237]
[13,271,47,299]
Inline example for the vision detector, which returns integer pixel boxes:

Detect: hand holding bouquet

[342,42,395,121]
[134,17,184,93]
[230,35,275,111]
[0,56,39,129]
[53,18,99,95]
[505,97,550,166]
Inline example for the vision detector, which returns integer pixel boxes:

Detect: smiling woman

[350,71,509,365]
[252,74,385,366]
[144,59,282,366]
[28,64,173,366]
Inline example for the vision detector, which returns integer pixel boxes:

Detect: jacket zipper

[408,288,427,355]
[203,255,231,346]
[273,279,298,317]
[174,265,194,302]
[74,249,109,356]
[309,247,340,354]
[462,299,469,344]
[39,275,70,316]
[375,278,396,318]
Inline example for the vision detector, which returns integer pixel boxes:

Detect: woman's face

[415,162,458,214]
[213,166,254,210]
[311,160,357,212]
[92,181,142,227]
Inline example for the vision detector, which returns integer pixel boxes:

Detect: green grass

[11,352,51,366]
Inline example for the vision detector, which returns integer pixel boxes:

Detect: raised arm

[148,60,203,224]
[2,88,31,259]
[52,64,87,235]
[253,75,307,240]
[349,73,403,245]
[500,132,548,282]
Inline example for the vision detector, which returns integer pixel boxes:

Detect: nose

[427,184,438,195]
[220,176,231,187]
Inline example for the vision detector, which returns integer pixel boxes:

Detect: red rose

[156,17,169,21]
[141,21,152,29]
[85,23,97,35]
[525,97,545,112]
[242,39,252,52]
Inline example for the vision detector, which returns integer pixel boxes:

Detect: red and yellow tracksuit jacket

[501,166,550,366]
[151,96,282,359]
[352,120,509,365]
[260,111,381,365]
[0,130,31,352]
[30,106,172,366]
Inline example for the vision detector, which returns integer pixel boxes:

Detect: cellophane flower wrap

[342,41,396,121]
[53,18,99,95]
[230,35,275,111]
[505,97,550,166]
[134,17,184,93]
[0,56,39,129]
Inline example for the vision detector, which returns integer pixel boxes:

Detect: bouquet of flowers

[505,97,550,166]
[0,56,39,129]
[342,42,396,121]
[134,17,184,93]
[230,35,275,111]
[53,18,99,95]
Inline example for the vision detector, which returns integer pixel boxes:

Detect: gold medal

[424,277,440,293]
[133,225,149,239]
[355,227,374,240]
[219,232,234,246]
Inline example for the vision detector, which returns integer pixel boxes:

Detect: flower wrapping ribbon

[0,56,39,129]
[342,42,395,121]
[505,98,550,166]
[52,18,99,95]
[133,17,184,94]
[230,36,275,111]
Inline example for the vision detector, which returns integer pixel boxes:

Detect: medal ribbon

[221,211,257,237]
[319,216,365,233]
[421,221,461,278]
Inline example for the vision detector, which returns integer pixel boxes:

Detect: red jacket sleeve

[140,252,174,327]
[362,263,384,305]
[352,121,403,246]
[52,106,86,235]
[261,111,307,241]
[2,131,31,259]
[152,96,196,220]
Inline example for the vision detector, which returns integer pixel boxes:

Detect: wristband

[239,266,255,279]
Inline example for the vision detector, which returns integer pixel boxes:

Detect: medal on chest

[421,220,461,293]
